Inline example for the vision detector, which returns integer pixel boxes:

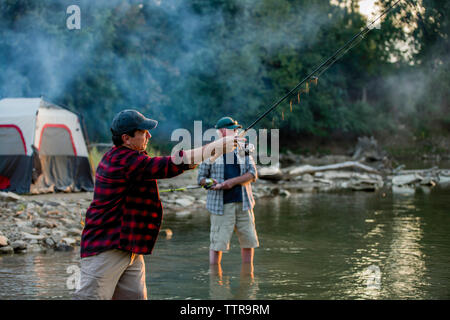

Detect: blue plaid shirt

[197,150,258,215]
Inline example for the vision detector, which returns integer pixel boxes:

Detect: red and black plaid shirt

[80,146,190,258]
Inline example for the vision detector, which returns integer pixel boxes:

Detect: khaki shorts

[74,249,147,300]
[210,202,259,252]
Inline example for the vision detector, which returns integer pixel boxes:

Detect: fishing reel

[237,140,255,157]
[203,178,216,189]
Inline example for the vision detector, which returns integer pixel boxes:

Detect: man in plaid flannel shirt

[75,110,242,300]
[198,117,259,265]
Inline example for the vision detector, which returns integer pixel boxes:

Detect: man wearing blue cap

[198,116,259,265]
[75,110,242,300]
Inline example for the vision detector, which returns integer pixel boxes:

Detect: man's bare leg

[241,248,254,264]
[210,250,222,265]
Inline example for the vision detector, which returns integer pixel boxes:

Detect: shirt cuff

[172,150,196,170]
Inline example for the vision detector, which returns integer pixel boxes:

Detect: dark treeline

[0,0,448,154]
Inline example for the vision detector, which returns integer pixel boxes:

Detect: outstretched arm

[182,135,244,165]
[211,172,255,190]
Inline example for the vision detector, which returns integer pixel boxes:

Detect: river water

[0,186,449,300]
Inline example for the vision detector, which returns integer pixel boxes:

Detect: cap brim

[215,124,242,129]
[137,118,158,131]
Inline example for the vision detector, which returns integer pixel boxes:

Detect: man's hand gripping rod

[208,130,248,163]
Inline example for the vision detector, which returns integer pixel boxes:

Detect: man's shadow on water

[209,263,259,299]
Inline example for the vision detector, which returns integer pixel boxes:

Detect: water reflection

[209,263,259,300]
[385,215,426,298]
[344,192,429,299]
[0,187,449,299]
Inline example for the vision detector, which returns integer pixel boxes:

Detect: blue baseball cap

[111,109,158,135]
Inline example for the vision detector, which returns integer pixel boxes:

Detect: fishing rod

[243,0,403,133]
[159,185,203,193]
[208,0,403,163]
[159,178,216,193]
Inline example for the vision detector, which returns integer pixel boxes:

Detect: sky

[358,0,378,17]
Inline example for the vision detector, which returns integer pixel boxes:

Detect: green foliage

[0,0,448,152]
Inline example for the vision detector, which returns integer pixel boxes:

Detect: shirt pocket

[210,164,223,181]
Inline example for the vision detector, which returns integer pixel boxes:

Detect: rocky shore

[1,136,449,255]
[0,192,87,255]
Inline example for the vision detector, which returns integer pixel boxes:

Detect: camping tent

[0,98,94,194]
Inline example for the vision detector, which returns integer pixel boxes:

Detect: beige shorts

[74,249,147,300]
[210,202,259,252]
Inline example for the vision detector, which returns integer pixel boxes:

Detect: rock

[420,176,436,186]
[18,226,38,235]
[32,200,44,206]
[0,235,9,247]
[62,237,76,246]
[11,240,27,252]
[5,231,23,242]
[44,237,56,247]
[270,187,280,196]
[32,218,56,229]
[67,228,82,237]
[258,165,284,181]
[279,189,291,197]
[39,227,52,235]
[51,229,67,240]
[54,243,74,252]
[15,220,30,228]
[438,174,450,184]
[392,174,423,186]
[175,210,192,217]
[59,218,75,227]
[44,200,62,207]
[0,246,14,254]
[302,174,314,183]
[21,232,45,241]
[352,136,387,162]
[0,191,24,202]
[175,198,194,207]
[392,185,416,195]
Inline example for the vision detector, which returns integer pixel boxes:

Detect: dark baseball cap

[111,109,158,135]
[215,116,242,129]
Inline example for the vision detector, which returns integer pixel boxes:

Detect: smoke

[0,0,343,144]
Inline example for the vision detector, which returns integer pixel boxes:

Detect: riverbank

[1,153,449,255]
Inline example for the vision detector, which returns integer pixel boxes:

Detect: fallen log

[257,165,284,181]
[392,173,424,186]
[288,161,379,177]
[397,167,439,175]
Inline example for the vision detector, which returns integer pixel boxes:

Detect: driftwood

[288,161,379,177]
[390,167,449,186]
[392,173,424,186]
[257,165,284,181]
[396,167,439,175]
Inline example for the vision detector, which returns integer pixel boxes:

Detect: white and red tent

[0,98,94,194]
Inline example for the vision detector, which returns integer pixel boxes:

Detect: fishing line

[243,0,403,132]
